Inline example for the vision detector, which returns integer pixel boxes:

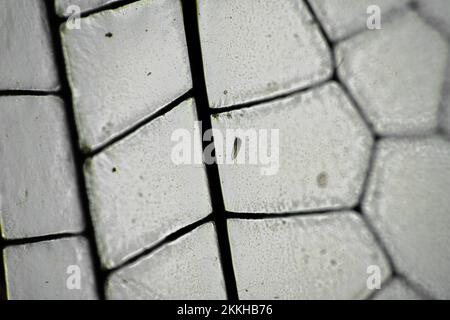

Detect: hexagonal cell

[198,0,332,108]
[211,82,373,213]
[55,0,121,17]
[4,237,98,300]
[227,212,391,299]
[309,0,408,41]
[0,96,84,239]
[336,11,449,136]
[106,223,226,299]
[0,0,59,90]
[373,278,423,300]
[85,99,212,269]
[417,0,450,37]
[61,0,192,151]
[363,136,450,299]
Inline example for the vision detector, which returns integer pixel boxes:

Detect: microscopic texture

[55,0,121,16]
[363,137,450,299]
[4,237,97,300]
[442,98,450,137]
[336,11,449,136]
[106,223,226,299]
[212,82,373,213]
[0,96,84,239]
[85,99,212,269]
[417,0,450,37]
[61,0,192,151]
[198,0,332,108]
[373,278,423,300]
[309,0,408,41]
[0,0,59,90]
[228,212,390,299]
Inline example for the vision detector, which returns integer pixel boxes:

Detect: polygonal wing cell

[363,137,450,299]
[55,0,121,17]
[198,0,332,108]
[61,0,192,151]
[211,82,373,213]
[308,0,408,41]
[4,237,98,300]
[228,212,391,299]
[0,0,59,90]
[106,223,226,300]
[0,96,84,239]
[85,99,212,269]
[373,278,423,300]
[336,10,449,136]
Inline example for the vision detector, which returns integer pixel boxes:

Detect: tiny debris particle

[112,167,117,173]
[232,137,242,160]
[223,90,228,95]
[147,72,152,76]
[317,172,328,188]
[105,32,113,38]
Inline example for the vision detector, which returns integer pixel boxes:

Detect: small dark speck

[223,90,228,95]
[112,167,118,173]
[409,1,419,10]
[317,172,328,188]
[105,32,113,38]
[147,72,152,76]
[232,137,242,160]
